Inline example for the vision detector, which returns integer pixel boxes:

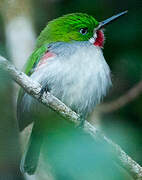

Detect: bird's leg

[71,107,85,128]
[39,85,50,99]
[77,115,85,128]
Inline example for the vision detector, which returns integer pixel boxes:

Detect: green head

[37,13,98,47]
[37,11,127,48]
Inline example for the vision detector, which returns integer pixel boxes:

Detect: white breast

[23,41,112,117]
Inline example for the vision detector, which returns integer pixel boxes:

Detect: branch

[97,81,142,114]
[1,55,142,179]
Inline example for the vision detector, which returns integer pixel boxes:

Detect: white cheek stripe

[89,32,97,44]
[89,37,95,44]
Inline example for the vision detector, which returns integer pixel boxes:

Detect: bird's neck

[94,30,105,48]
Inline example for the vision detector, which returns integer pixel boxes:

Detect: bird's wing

[18,44,58,175]
[25,44,49,76]
[17,44,49,131]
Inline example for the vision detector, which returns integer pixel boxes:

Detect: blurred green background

[0,0,142,179]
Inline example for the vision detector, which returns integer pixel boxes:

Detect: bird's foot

[77,116,85,129]
[39,86,50,99]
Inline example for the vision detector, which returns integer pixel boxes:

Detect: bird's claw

[77,116,85,128]
[39,86,50,99]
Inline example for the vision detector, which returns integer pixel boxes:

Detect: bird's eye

[80,28,88,35]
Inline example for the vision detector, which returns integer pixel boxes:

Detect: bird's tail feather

[20,120,44,175]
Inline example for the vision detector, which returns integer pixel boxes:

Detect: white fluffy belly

[24,41,112,117]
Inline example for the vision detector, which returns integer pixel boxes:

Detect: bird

[17,11,127,175]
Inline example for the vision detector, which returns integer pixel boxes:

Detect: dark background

[0,0,142,179]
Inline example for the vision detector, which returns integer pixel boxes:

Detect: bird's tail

[20,119,44,175]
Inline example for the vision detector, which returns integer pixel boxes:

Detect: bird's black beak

[96,10,128,30]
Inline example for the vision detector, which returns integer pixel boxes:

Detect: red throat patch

[94,30,104,48]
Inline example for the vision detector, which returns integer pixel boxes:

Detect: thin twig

[97,81,142,114]
[0,55,142,179]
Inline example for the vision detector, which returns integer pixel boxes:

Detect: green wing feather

[17,45,49,175]
[25,45,48,75]
[17,45,48,131]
